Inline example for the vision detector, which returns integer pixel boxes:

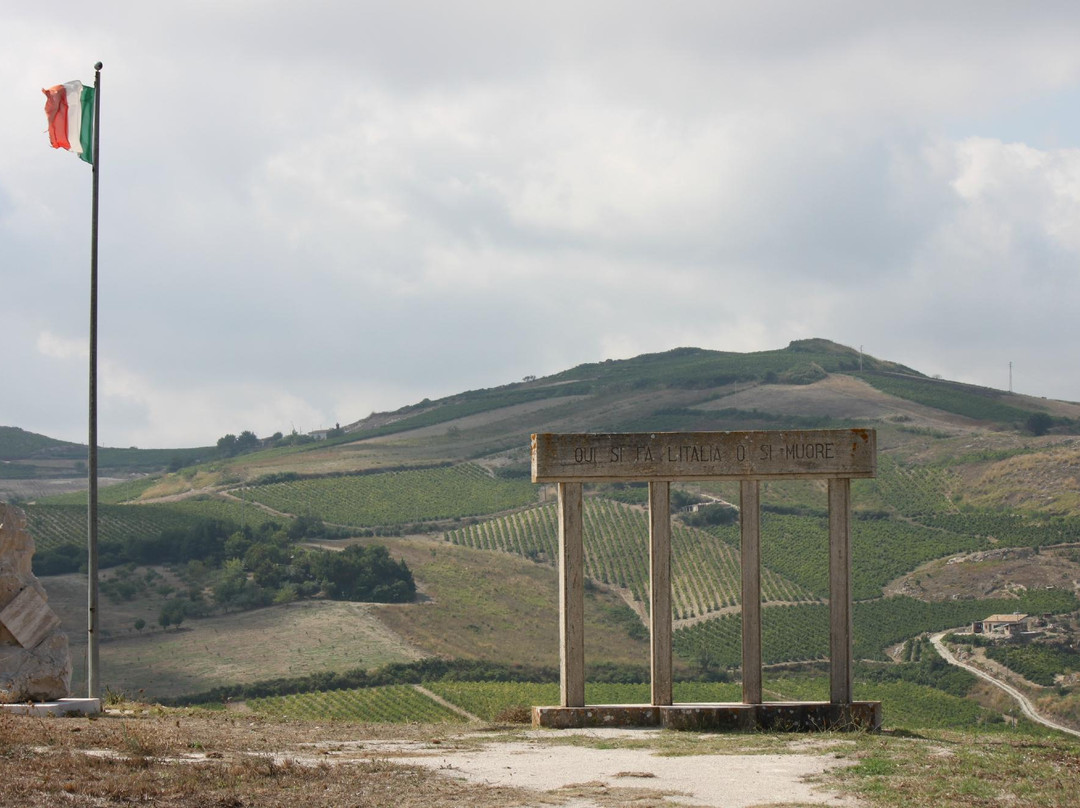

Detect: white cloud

[37,331,89,361]
[6,2,1080,446]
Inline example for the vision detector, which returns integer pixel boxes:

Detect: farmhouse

[973,613,1034,636]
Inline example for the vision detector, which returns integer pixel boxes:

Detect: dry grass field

[0,709,531,808]
[365,535,652,668]
[44,572,425,699]
[3,706,1080,808]
[42,534,651,700]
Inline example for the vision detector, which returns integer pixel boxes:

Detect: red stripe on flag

[43,84,71,150]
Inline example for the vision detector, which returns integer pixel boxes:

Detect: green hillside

[0,425,78,459]
[0,425,211,479]
[5,338,1080,733]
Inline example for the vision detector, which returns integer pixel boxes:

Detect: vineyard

[246,684,465,722]
[856,372,1035,424]
[235,463,537,527]
[23,504,201,552]
[238,677,999,729]
[425,681,747,721]
[869,456,959,516]
[871,456,1080,547]
[21,499,286,555]
[766,677,1000,729]
[984,644,1080,687]
[445,498,816,620]
[705,511,990,601]
[243,681,751,722]
[147,497,285,531]
[920,511,1080,548]
[673,590,1080,669]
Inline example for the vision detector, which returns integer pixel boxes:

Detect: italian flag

[43,81,95,164]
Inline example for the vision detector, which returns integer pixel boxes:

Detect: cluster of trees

[214,426,357,459]
[678,502,739,528]
[54,515,416,631]
[203,523,415,609]
[215,431,262,457]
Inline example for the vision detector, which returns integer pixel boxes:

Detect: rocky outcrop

[0,503,71,702]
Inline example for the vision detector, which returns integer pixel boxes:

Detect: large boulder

[0,503,71,702]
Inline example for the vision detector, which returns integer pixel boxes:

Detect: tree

[224,531,252,560]
[158,600,187,631]
[288,514,326,541]
[309,544,416,603]
[212,559,251,609]
[133,618,145,633]
[217,433,238,456]
[1026,412,1053,436]
[236,430,260,452]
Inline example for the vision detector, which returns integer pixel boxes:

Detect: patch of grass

[91,600,424,699]
[831,729,1080,808]
[856,372,1034,424]
[370,537,651,669]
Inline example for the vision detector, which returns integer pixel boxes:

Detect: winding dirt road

[930,632,1080,739]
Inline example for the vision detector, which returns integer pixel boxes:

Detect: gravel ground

[291,728,861,807]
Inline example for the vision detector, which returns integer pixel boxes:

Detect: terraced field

[23,503,200,552]
[237,463,537,527]
[236,677,1003,731]
[445,498,815,620]
[673,589,1080,668]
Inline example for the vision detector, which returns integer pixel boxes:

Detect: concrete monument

[0,503,72,702]
[531,429,881,731]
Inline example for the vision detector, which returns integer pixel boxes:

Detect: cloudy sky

[3,2,1080,448]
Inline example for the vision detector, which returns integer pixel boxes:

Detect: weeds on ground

[0,708,535,808]
[830,728,1080,808]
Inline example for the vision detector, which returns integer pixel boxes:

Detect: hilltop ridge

[4,338,1078,502]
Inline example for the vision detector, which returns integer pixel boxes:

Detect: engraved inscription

[573,439,836,466]
[533,430,875,482]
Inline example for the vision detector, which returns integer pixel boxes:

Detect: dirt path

[930,632,1080,739]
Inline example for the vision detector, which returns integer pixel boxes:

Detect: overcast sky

[3,2,1080,448]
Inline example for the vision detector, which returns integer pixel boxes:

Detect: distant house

[309,429,330,441]
[973,613,1031,636]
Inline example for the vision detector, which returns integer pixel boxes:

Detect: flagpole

[87,61,102,700]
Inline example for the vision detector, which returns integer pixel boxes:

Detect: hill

[5,338,1080,726]
[0,425,213,502]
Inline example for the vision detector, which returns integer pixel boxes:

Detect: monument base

[1,698,102,717]
[533,701,882,732]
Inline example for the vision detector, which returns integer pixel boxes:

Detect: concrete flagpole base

[1,698,102,717]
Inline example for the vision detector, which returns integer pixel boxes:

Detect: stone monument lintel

[532,429,876,482]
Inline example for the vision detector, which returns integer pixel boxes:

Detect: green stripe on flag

[78,85,95,164]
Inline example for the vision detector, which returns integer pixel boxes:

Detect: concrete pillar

[829,477,853,704]
[558,482,585,708]
[740,480,762,705]
[649,481,672,706]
